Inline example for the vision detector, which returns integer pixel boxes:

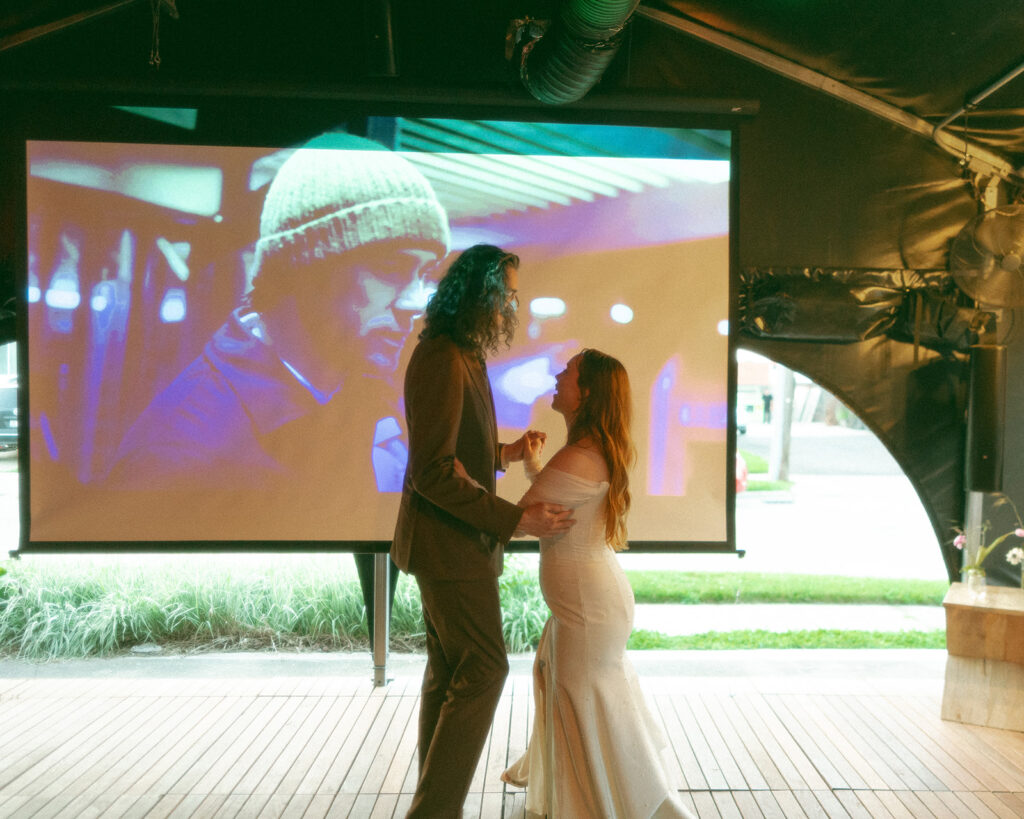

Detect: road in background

[618,420,948,581]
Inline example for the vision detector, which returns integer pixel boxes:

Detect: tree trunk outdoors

[769,364,796,482]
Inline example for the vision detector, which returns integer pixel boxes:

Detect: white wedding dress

[502,452,695,818]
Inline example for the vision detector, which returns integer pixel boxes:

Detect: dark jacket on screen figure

[391,334,523,579]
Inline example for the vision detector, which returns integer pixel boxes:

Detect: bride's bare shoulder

[546,440,609,482]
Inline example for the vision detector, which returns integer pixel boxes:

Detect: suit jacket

[391,334,523,579]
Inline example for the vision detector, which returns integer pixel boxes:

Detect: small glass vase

[963,567,987,597]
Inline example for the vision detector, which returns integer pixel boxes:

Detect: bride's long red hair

[567,349,635,550]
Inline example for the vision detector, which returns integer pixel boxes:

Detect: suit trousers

[407,575,510,818]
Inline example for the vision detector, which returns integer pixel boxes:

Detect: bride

[501,349,695,818]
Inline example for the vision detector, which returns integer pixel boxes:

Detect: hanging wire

[149,0,161,67]
[148,0,179,68]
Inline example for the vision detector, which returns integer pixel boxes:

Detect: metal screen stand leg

[372,553,390,686]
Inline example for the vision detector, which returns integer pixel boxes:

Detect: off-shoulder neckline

[540,466,610,488]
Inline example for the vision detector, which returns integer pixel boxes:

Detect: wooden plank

[990,790,1024,816]
[973,790,1024,818]
[839,694,954,791]
[187,694,299,796]
[368,792,399,817]
[813,695,920,791]
[394,792,414,816]
[731,694,816,792]
[121,695,253,800]
[2,693,157,803]
[379,695,419,795]
[715,692,790,791]
[889,789,937,819]
[845,790,897,818]
[0,692,130,793]
[155,695,282,796]
[791,790,835,818]
[795,695,878,789]
[871,789,916,818]
[833,789,881,818]
[760,789,808,818]
[233,696,324,797]
[710,790,745,818]
[899,693,1024,792]
[339,695,401,794]
[745,694,830,791]
[764,694,857,790]
[3,663,1024,817]
[50,693,212,817]
[690,791,723,818]
[700,692,771,790]
[274,792,314,818]
[727,789,766,818]
[669,695,731,790]
[482,687,514,791]
[873,694,994,792]
[253,695,339,797]
[314,694,385,795]
[802,788,853,818]
[653,693,706,790]
[361,690,418,796]
[293,694,370,794]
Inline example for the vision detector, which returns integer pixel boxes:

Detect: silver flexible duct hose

[520,0,641,105]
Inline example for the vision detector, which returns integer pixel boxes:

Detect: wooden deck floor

[1,650,1023,818]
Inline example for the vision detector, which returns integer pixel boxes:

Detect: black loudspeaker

[966,344,1006,493]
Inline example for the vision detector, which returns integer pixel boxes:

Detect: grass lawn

[0,554,949,659]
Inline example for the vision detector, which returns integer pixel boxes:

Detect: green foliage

[746,479,794,492]
[499,559,550,653]
[628,629,946,650]
[0,557,947,660]
[738,450,768,473]
[625,571,948,605]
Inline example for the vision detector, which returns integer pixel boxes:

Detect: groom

[391,244,574,817]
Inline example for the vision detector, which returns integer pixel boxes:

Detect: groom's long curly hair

[420,244,519,356]
[569,349,636,550]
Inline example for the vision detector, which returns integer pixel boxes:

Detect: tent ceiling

[1,0,1021,229]
[1,0,1021,167]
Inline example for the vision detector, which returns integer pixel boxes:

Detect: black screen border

[9,93,746,556]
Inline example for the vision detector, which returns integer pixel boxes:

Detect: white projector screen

[22,116,734,549]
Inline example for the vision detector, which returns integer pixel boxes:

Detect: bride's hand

[504,429,547,464]
[522,430,545,481]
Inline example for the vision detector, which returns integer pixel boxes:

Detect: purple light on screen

[489,354,560,429]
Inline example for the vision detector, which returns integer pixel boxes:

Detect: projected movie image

[25,118,731,546]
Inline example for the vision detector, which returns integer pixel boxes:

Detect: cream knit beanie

[254,133,450,278]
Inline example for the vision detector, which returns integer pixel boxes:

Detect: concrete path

[632,602,945,635]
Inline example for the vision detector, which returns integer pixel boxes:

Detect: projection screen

[21,115,734,550]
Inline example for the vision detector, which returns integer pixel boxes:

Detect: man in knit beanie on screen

[106,134,450,620]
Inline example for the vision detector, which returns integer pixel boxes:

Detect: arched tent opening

[729,349,946,582]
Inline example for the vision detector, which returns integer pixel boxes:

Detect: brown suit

[391,333,523,817]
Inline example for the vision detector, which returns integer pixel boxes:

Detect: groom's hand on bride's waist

[515,503,575,538]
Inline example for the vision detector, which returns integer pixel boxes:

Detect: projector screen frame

[9,93,746,556]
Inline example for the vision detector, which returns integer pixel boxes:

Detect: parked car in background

[0,374,17,453]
